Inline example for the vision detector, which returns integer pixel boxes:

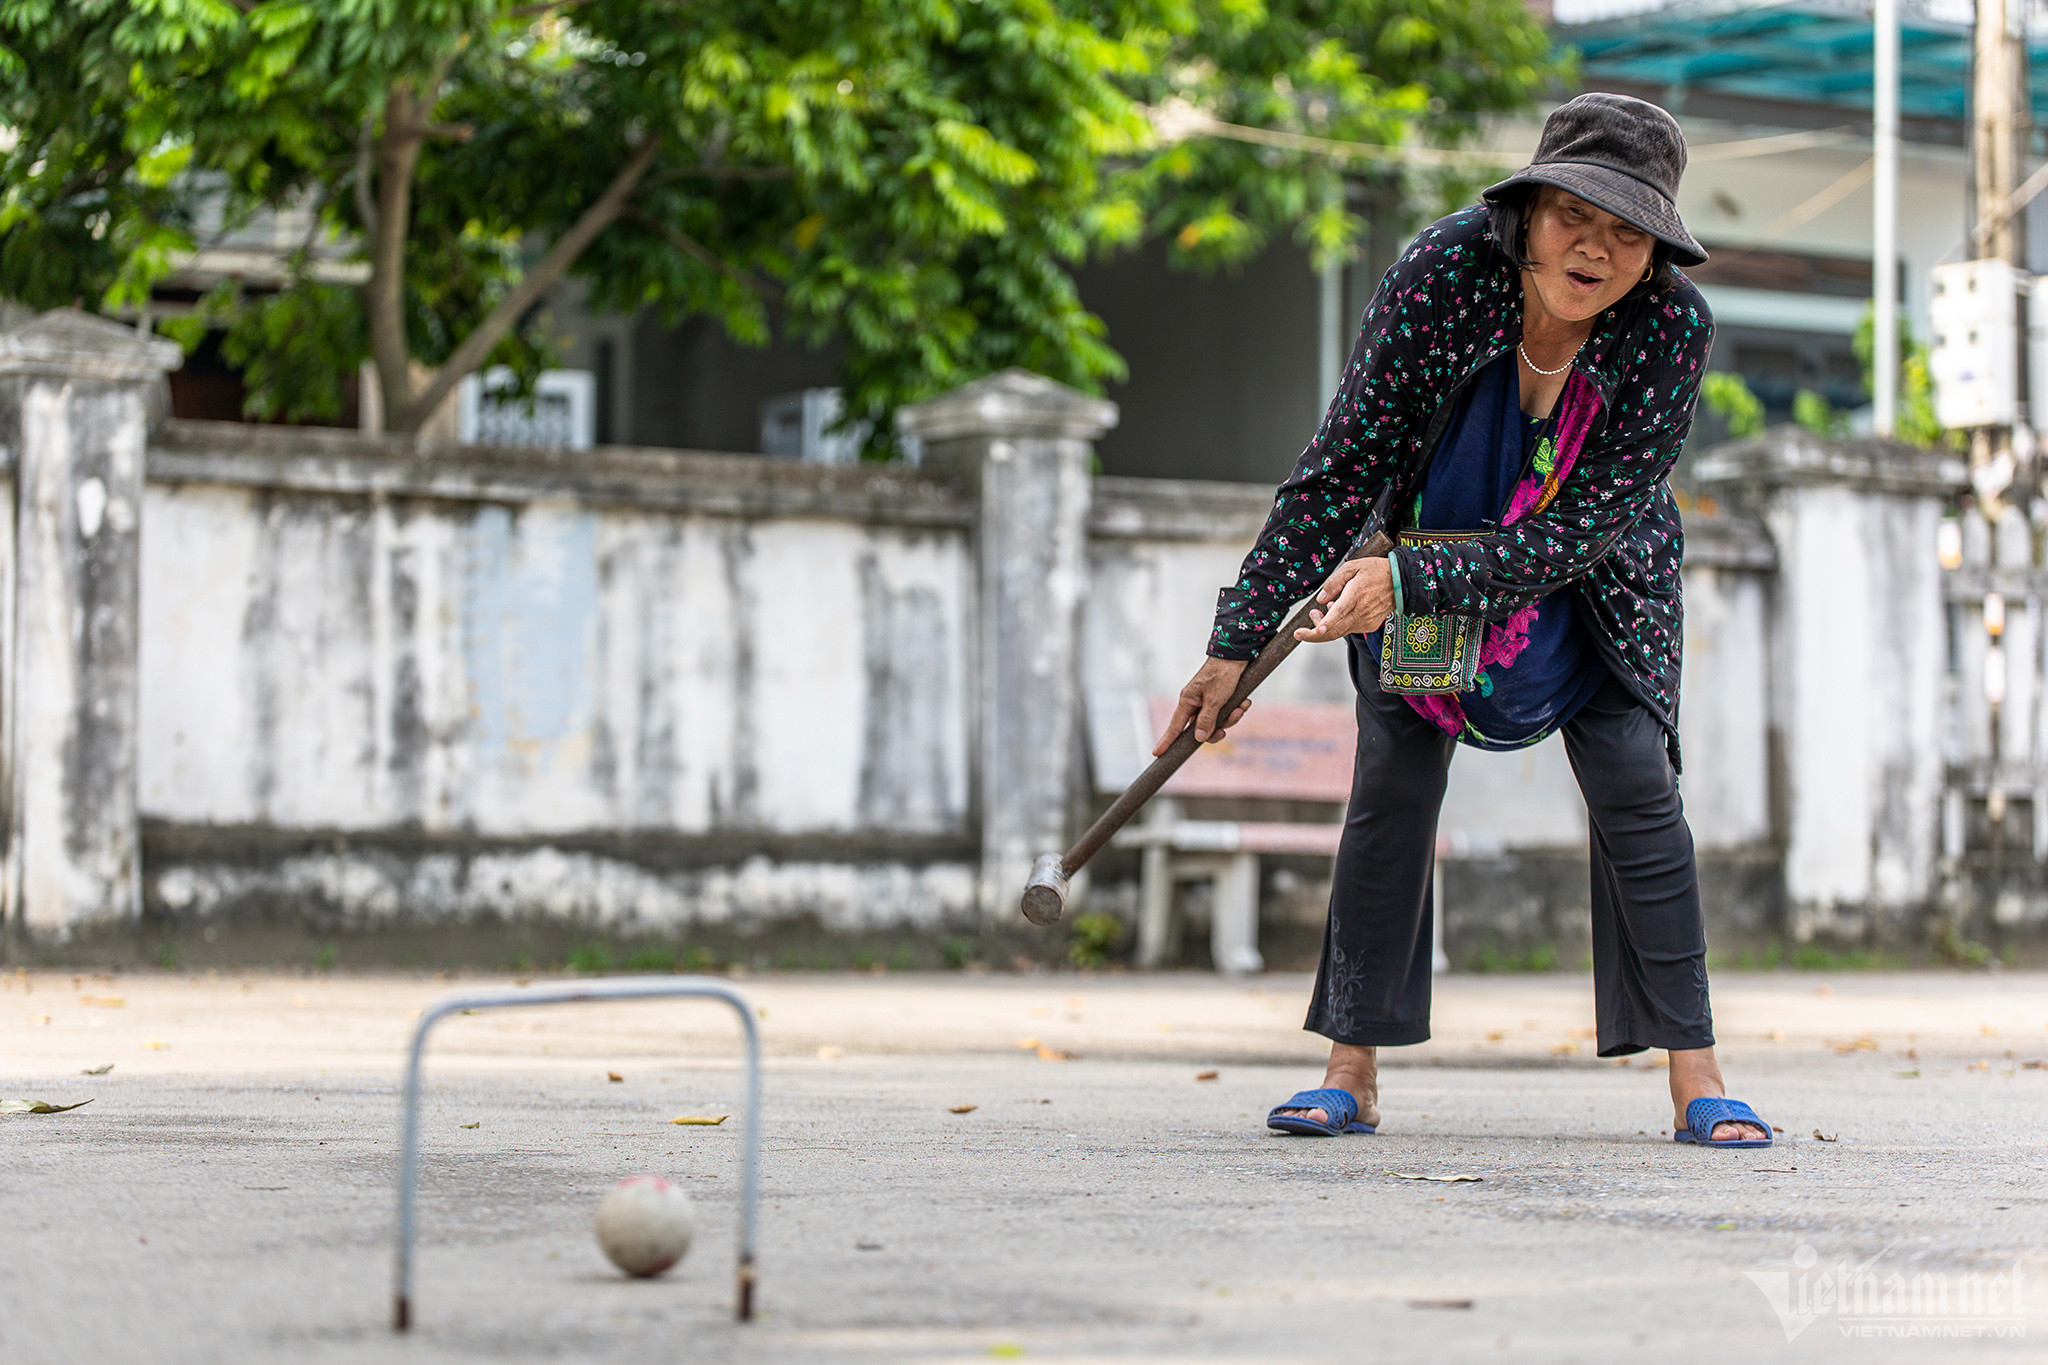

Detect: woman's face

[1521,187,1655,326]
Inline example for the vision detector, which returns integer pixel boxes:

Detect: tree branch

[627,211,781,299]
[388,122,474,143]
[642,164,794,186]
[399,136,664,432]
[296,182,332,257]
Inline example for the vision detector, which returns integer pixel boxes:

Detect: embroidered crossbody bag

[1378,398,1561,697]
[1378,527,1488,694]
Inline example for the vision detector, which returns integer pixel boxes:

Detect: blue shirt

[1370,350,1608,748]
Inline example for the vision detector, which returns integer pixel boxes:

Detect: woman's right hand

[1153,657,1251,756]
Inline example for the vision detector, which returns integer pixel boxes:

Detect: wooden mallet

[1020,520,1394,926]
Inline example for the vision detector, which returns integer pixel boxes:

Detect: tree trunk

[365,83,429,431]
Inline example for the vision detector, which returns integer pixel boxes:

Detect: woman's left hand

[1293,557,1395,643]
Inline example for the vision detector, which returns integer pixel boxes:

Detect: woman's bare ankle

[1321,1044,1380,1126]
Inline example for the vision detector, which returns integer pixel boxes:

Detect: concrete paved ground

[3,967,2044,1362]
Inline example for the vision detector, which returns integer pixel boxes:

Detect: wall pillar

[0,310,178,955]
[1696,427,1965,943]
[898,370,1117,919]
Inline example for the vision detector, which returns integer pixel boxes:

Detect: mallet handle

[1054,528,1393,879]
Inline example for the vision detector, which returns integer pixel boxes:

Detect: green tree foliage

[1114,0,1563,273]
[0,0,1561,445]
[1791,386,1849,440]
[1699,308,1960,453]
[1852,306,1954,450]
[1699,370,1764,439]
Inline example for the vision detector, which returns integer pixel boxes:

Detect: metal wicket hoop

[390,976,763,1330]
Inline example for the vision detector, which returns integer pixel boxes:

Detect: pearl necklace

[1517,339,1583,377]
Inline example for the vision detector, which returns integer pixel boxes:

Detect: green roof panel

[1564,2,2017,125]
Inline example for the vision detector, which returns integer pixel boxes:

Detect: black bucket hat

[1482,92,1707,267]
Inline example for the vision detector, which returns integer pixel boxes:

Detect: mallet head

[1020,854,1070,925]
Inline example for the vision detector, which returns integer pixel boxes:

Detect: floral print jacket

[1206,206,1711,768]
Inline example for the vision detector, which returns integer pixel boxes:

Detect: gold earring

[1641,266,1653,283]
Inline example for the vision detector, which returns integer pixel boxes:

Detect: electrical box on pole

[2029,277,2048,432]
[1930,259,2023,429]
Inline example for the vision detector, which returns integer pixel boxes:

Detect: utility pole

[1972,0,2029,492]
[1873,0,1899,439]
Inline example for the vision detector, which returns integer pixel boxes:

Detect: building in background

[538,2,2024,482]
[145,2,2029,487]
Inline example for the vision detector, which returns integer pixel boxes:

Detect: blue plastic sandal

[1266,1087,1375,1137]
[1674,1096,1772,1148]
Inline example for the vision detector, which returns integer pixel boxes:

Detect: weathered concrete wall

[12,312,1955,966]
[133,421,980,940]
[0,312,179,951]
[1698,428,1966,945]
[900,371,1117,918]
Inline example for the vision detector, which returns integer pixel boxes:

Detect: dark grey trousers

[1304,638,1715,1057]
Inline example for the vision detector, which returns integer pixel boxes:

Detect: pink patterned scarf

[1403,369,1604,737]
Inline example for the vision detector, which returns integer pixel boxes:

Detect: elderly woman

[1160,93,1771,1147]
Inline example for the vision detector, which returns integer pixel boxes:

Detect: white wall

[139,485,973,838]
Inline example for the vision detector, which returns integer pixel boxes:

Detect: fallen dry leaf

[1389,1171,1482,1183]
[2023,1060,2046,1070]
[1813,1129,1838,1142]
[459,1121,480,1130]
[815,1046,843,1060]
[77,996,124,1008]
[1969,1059,1991,1072]
[1035,1044,1074,1062]
[1015,1036,1040,1050]
[606,1071,624,1083]
[1549,1041,1578,1056]
[1,1098,94,1115]
[1830,1034,1878,1054]
[1484,1029,1506,1042]
[25,1014,49,1026]
[1194,1070,1219,1082]
[1408,1299,1475,1310]
[948,1104,978,1114]
[143,1039,169,1050]
[671,1115,729,1126]
[80,1064,113,1076]
[1981,1024,1999,1036]
[1766,1029,1785,1042]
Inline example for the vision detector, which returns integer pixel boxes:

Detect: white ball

[593,1175,696,1278]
